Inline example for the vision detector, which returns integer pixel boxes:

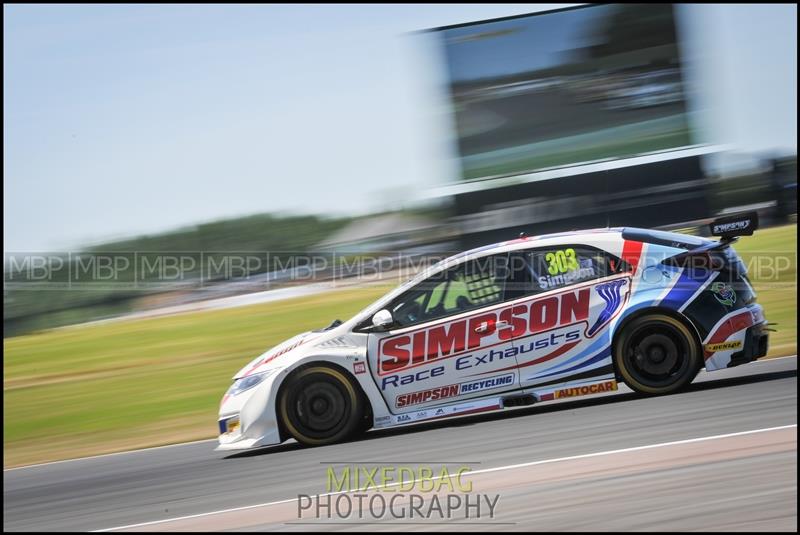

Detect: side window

[526,245,627,294]
[504,252,535,301]
[388,255,507,327]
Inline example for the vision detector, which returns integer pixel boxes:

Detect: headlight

[226,369,278,397]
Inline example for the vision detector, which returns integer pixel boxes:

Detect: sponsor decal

[704,340,743,352]
[538,266,596,290]
[711,282,736,307]
[393,400,503,423]
[459,373,514,394]
[703,310,755,360]
[554,380,617,399]
[588,279,628,336]
[396,384,459,408]
[453,328,581,374]
[375,415,391,424]
[353,361,366,375]
[381,365,445,390]
[381,329,579,390]
[219,417,240,435]
[395,374,515,408]
[243,338,308,377]
[711,213,757,237]
[378,286,596,374]
[714,221,749,234]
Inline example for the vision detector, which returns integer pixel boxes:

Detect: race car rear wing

[709,211,759,240]
[662,211,758,267]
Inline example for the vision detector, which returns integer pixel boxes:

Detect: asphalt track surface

[4,356,797,532]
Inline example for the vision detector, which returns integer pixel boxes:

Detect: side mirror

[371,309,394,329]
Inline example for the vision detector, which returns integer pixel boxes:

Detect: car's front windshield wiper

[324,319,342,330]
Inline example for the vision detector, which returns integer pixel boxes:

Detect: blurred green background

[3,224,795,468]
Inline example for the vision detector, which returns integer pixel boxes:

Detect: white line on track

[93,423,798,532]
[2,438,217,472]
[6,354,797,473]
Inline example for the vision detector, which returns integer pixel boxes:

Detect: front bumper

[215,371,285,451]
[216,433,282,451]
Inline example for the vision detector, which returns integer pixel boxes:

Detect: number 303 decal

[545,248,578,275]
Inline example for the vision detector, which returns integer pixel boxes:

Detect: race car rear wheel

[278,365,365,446]
[614,313,702,395]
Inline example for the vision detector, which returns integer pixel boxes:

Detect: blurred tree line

[4,213,354,337]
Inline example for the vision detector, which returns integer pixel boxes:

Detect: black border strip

[421,3,601,34]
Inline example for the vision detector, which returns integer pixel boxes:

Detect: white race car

[217,215,768,450]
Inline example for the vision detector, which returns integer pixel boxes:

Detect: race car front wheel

[278,365,365,446]
[614,313,702,395]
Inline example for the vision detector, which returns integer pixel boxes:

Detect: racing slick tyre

[614,313,702,395]
[278,365,365,446]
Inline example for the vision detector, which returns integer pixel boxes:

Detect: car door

[366,253,522,414]
[504,245,632,389]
